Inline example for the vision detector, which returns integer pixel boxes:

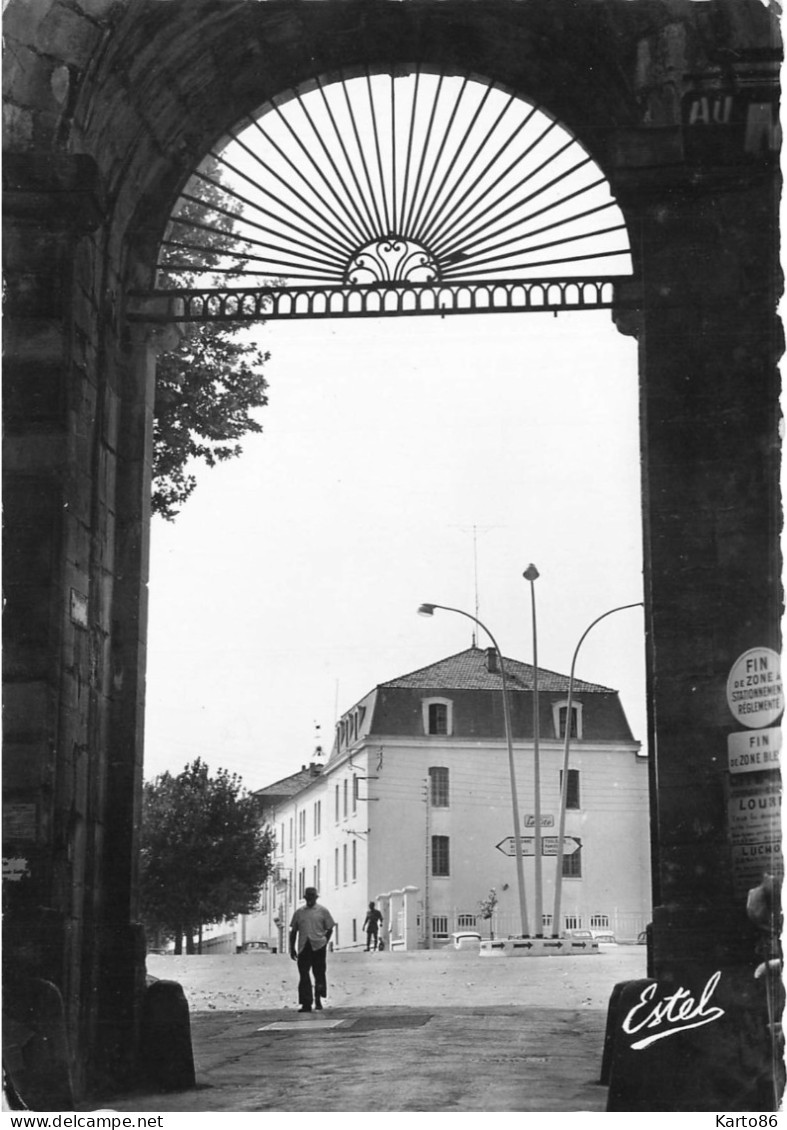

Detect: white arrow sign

[495,836,581,857]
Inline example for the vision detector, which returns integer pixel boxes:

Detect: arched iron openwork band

[129,277,634,323]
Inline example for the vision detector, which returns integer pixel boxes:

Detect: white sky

[144,309,646,793]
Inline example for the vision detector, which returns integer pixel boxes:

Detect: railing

[128,276,638,324]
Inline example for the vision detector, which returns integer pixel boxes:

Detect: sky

[143,307,646,793]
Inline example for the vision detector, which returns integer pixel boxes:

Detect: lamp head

[523,564,540,582]
[417,603,436,617]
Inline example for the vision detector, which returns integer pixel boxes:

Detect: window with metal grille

[457,914,477,929]
[431,835,450,876]
[429,766,449,806]
[541,913,553,929]
[590,914,609,929]
[560,768,581,809]
[432,916,449,938]
[562,846,582,878]
[565,915,583,930]
[428,703,448,734]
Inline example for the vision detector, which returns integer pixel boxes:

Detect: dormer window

[553,700,582,740]
[422,697,453,736]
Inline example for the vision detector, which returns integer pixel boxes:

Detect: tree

[139,758,273,953]
[153,158,270,520]
[478,888,499,940]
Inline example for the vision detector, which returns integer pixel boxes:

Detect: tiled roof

[254,766,320,799]
[380,647,614,694]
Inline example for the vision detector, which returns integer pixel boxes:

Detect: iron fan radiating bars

[141,69,634,322]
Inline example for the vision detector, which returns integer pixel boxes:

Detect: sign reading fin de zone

[728,728,781,774]
[726,647,783,729]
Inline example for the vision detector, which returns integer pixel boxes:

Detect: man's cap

[304,886,318,897]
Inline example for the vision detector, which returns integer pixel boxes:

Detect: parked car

[563,928,594,941]
[241,939,274,953]
[447,931,482,950]
[590,930,618,946]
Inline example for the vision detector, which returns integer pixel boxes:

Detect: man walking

[289,887,335,1012]
[363,901,383,951]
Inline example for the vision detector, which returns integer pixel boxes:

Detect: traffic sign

[728,727,781,774]
[525,814,555,827]
[495,836,581,857]
[726,647,783,729]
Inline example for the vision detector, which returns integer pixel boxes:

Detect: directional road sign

[495,836,581,857]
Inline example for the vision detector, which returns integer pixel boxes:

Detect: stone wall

[3,0,781,1107]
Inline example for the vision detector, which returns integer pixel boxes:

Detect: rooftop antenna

[451,524,499,648]
[313,720,324,763]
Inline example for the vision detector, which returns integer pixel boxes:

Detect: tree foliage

[139,758,273,952]
[153,158,270,520]
[478,887,498,939]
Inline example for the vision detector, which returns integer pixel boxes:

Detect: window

[313,860,321,891]
[334,848,339,888]
[343,779,348,818]
[432,916,449,938]
[457,913,476,929]
[429,703,448,734]
[335,785,340,823]
[342,843,348,884]
[279,822,284,852]
[560,768,581,809]
[352,919,357,943]
[431,835,450,876]
[298,868,305,899]
[352,775,357,814]
[429,766,449,807]
[422,697,452,736]
[565,915,583,930]
[352,838,357,881]
[298,810,306,845]
[562,845,582,878]
[313,800,321,837]
[553,700,582,739]
[590,914,609,929]
[288,818,293,849]
[541,913,553,930]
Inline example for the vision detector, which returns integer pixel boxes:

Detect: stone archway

[3,0,781,1109]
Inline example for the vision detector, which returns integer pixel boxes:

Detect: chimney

[486,647,498,673]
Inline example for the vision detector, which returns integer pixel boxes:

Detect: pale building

[243,647,651,951]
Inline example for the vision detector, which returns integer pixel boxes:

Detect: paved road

[82,947,646,1112]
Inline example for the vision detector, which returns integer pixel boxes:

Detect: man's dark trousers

[297,940,327,1008]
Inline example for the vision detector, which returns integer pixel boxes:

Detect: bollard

[137,980,196,1092]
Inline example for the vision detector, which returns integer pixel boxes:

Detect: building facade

[244,647,650,950]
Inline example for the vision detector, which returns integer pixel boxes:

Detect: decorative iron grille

[135,67,634,322]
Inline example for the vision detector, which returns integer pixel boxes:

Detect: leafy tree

[139,758,273,953]
[153,158,270,520]
[478,887,498,939]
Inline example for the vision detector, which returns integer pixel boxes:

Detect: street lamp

[551,601,644,937]
[522,565,543,936]
[417,602,530,937]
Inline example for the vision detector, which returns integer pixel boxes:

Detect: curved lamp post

[418,602,530,937]
[551,601,644,937]
[523,565,543,936]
